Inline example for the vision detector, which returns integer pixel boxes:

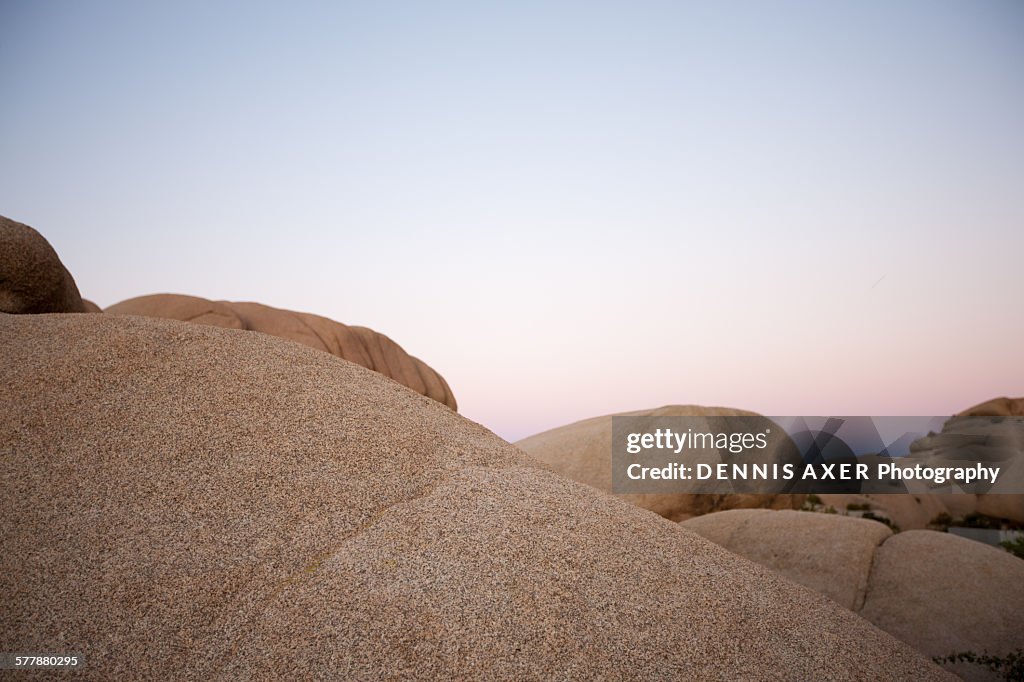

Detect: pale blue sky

[2,1,1022,440]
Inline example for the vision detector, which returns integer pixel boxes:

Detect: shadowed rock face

[817,398,1024,530]
[0,314,951,681]
[515,406,804,521]
[682,510,1024,682]
[906,412,1024,524]
[0,215,89,314]
[106,293,457,410]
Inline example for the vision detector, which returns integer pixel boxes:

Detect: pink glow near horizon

[2,2,1022,442]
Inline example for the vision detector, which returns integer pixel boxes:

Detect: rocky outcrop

[515,406,804,521]
[682,509,891,610]
[959,397,1024,417]
[908,413,1024,524]
[821,401,1024,529]
[859,531,1024,681]
[0,313,950,680]
[106,293,457,410]
[682,510,1024,681]
[0,215,89,314]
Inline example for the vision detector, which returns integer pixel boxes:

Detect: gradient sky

[2,1,1022,441]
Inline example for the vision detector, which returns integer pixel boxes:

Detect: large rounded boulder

[682,509,892,610]
[515,406,804,521]
[0,215,89,314]
[682,510,1024,681]
[0,313,949,680]
[106,293,457,410]
[860,530,1024,680]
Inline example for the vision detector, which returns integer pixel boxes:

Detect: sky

[1,1,1022,442]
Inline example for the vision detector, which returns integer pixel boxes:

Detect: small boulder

[0,215,88,314]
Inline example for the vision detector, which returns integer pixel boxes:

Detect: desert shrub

[861,512,899,533]
[800,495,823,512]
[934,649,1024,681]
[1000,536,1024,560]
[961,513,1001,529]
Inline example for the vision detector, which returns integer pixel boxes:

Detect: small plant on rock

[1000,536,1024,560]
[861,511,899,533]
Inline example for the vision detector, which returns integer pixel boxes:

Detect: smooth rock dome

[0,313,950,680]
[106,293,457,410]
[0,214,89,314]
[516,406,804,520]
